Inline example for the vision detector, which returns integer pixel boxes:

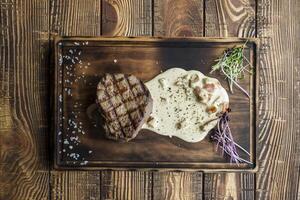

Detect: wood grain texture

[205,0,256,37]
[49,1,102,199]
[51,171,101,200]
[50,0,101,36]
[154,0,204,37]
[256,0,300,199]
[100,171,152,200]
[203,173,254,200]
[100,2,154,200]
[204,0,256,199]
[152,1,204,199]
[101,0,152,36]
[0,0,50,199]
[152,172,203,200]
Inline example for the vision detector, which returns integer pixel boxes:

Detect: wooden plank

[204,0,256,199]
[101,0,152,36]
[100,171,152,200]
[256,0,300,199]
[50,0,101,36]
[49,1,102,200]
[152,0,205,199]
[0,0,50,199]
[152,1,204,199]
[154,0,204,36]
[152,172,203,200]
[203,173,254,200]
[205,0,256,37]
[51,171,101,200]
[100,1,154,199]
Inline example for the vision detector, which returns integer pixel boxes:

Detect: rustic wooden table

[0,0,299,199]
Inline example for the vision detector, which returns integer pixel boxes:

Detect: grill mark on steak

[122,75,144,124]
[97,73,153,141]
[100,76,125,139]
[111,74,133,138]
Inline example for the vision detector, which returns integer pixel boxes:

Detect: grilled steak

[96,73,153,141]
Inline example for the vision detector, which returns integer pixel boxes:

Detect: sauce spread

[142,68,229,143]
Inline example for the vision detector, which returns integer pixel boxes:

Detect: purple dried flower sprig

[210,109,252,164]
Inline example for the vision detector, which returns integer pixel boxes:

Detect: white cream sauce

[142,68,229,143]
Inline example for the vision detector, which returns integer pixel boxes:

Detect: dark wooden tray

[54,37,258,171]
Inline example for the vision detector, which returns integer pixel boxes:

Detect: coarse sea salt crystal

[59,94,62,102]
[80,161,88,165]
[63,140,69,145]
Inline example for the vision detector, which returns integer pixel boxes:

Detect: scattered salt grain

[80,161,88,165]
[63,139,69,145]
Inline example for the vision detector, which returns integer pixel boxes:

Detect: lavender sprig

[210,109,252,164]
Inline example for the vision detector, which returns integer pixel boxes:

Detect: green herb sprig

[210,43,253,98]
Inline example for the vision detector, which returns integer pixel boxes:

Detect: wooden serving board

[54,37,257,171]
